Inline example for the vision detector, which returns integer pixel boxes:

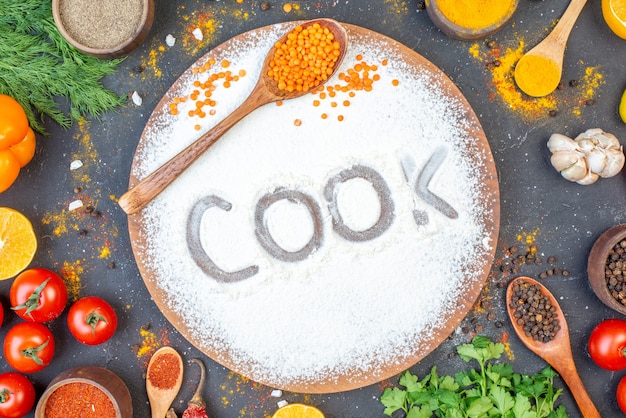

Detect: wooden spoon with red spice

[146,346,184,418]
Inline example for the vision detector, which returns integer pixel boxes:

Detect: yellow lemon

[619,90,626,123]
[0,207,37,280]
[602,0,626,39]
[272,403,325,418]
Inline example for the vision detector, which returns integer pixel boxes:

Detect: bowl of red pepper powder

[34,366,132,418]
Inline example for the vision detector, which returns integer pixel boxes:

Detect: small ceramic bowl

[51,0,154,58]
[588,224,626,316]
[425,0,519,40]
[34,366,133,418]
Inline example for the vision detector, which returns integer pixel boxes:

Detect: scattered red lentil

[44,382,116,418]
[392,79,399,86]
[148,352,181,390]
[168,57,246,120]
[294,119,302,126]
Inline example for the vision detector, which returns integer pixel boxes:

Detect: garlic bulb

[547,129,624,185]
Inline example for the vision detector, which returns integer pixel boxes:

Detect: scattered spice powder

[44,382,116,418]
[58,0,144,49]
[148,353,181,389]
[59,260,84,302]
[469,40,605,120]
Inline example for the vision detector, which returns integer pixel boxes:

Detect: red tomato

[67,296,118,345]
[0,372,35,418]
[618,376,626,414]
[588,318,626,371]
[0,300,4,328]
[4,322,55,373]
[10,268,68,322]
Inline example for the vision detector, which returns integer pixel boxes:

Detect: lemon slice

[619,90,626,123]
[0,207,37,280]
[602,0,626,39]
[272,403,325,418]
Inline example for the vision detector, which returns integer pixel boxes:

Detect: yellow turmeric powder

[514,54,561,97]
[434,0,517,29]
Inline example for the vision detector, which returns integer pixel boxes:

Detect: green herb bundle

[381,336,569,418]
[0,1,126,134]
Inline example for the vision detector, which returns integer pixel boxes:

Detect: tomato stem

[86,310,108,336]
[11,277,51,319]
[0,389,11,403]
[21,338,49,366]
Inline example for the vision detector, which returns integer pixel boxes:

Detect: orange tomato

[8,128,36,168]
[0,95,28,150]
[0,149,20,193]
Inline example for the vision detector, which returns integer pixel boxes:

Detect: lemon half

[0,207,37,280]
[603,0,626,39]
[272,403,325,418]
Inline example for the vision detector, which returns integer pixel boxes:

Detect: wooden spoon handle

[548,0,588,49]
[557,366,600,418]
[119,86,273,215]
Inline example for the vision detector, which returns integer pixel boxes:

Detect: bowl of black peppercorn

[588,224,626,315]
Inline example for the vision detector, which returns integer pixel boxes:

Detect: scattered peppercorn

[79,229,88,236]
[73,186,82,193]
[547,255,557,264]
[568,79,579,87]
[134,66,144,74]
[585,99,595,106]
[108,262,116,269]
[260,1,271,10]
[486,40,496,49]
[548,109,558,117]
[509,279,560,343]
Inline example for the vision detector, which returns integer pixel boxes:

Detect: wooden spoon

[146,346,184,418]
[119,18,348,215]
[506,277,600,418]
[513,0,587,97]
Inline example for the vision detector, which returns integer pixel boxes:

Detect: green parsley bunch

[381,336,569,418]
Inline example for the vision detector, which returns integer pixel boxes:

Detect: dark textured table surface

[1,0,626,417]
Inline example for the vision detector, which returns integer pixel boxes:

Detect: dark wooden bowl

[34,366,132,418]
[51,0,154,58]
[588,224,626,316]
[425,0,519,40]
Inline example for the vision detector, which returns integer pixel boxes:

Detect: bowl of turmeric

[34,366,133,418]
[425,0,519,40]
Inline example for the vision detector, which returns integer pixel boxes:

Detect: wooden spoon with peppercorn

[146,346,184,418]
[506,276,600,418]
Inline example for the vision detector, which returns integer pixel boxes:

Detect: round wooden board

[127,21,500,393]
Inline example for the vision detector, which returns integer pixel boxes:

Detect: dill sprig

[0,0,127,134]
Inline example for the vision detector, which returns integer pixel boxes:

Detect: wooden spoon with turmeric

[514,0,588,97]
